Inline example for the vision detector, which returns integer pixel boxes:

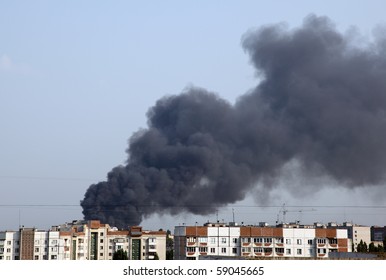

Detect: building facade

[0,220,166,260]
[174,222,350,260]
[333,222,371,251]
[0,231,20,260]
[371,226,386,246]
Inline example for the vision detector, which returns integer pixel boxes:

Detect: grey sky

[1,0,386,231]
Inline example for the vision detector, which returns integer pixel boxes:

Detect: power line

[0,204,385,208]
[0,175,96,181]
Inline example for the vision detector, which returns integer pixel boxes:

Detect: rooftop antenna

[232,208,235,224]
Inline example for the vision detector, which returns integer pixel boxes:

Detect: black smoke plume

[81,15,386,228]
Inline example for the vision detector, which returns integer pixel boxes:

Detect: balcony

[148,239,157,245]
[148,245,157,252]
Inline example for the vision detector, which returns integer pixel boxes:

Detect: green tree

[166,250,174,260]
[369,242,376,253]
[153,252,160,260]
[357,240,368,253]
[113,249,128,260]
[166,229,174,260]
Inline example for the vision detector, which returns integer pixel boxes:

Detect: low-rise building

[371,226,386,246]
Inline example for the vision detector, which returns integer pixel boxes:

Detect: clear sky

[1,0,386,231]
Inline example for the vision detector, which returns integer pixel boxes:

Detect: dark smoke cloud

[81,15,386,228]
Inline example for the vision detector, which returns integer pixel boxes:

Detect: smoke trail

[81,15,386,228]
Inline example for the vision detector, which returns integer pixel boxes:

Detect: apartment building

[174,222,350,260]
[55,220,166,260]
[332,222,371,251]
[0,231,19,260]
[0,220,166,260]
[371,226,386,246]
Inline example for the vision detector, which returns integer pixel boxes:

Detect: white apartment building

[174,222,350,260]
[0,231,20,260]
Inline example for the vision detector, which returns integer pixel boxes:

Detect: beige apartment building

[0,220,166,260]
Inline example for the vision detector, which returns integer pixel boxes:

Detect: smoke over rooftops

[81,15,386,228]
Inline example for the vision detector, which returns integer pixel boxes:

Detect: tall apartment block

[0,220,166,260]
[174,222,351,260]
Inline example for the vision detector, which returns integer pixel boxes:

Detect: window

[286,239,291,245]
[264,248,272,254]
[317,248,327,254]
[51,240,57,245]
[253,237,263,243]
[286,249,291,255]
[210,248,216,254]
[221,248,226,254]
[187,237,196,242]
[7,241,11,245]
[35,248,39,253]
[232,238,238,244]
[264,238,272,243]
[275,238,283,243]
[100,253,103,257]
[100,239,104,243]
[7,248,11,253]
[308,239,313,245]
[186,247,195,253]
[297,249,302,255]
[297,239,302,245]
[275,248,284,254]
[317,239,326,244]
[34,255,39,260]
[210,238,216,244]
[232,248,237,254]
[221,238,227,244]
[100,233,104,236]
[254,247,263,253]
[51,255,57,260]
[242,237,251,243]
[100,246,103,250]
[198,237,207,243]
[242,247,251,253]
[199,247,207,253]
